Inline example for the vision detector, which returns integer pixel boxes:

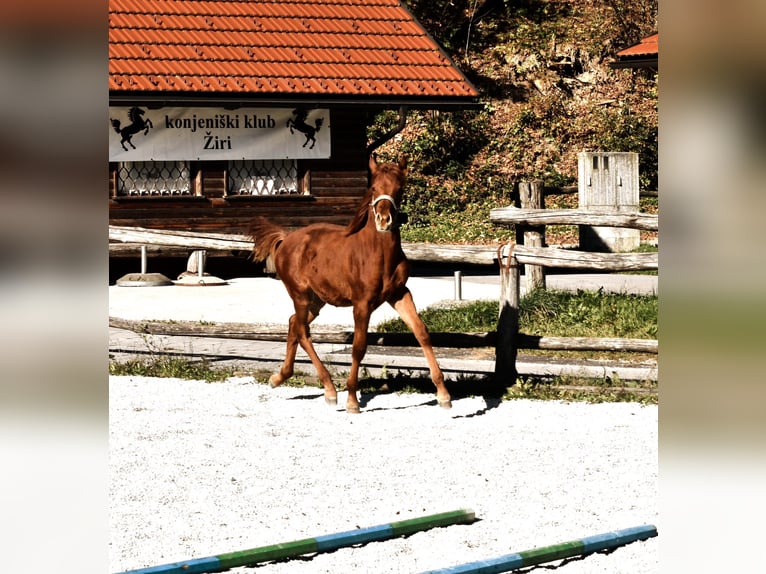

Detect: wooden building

[109,0,479,261]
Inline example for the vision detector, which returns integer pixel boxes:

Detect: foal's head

[368,155,407,233]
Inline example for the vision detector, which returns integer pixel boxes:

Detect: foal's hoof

[268,374,282,388]
[438,398,453,409]
[325,395,338,406]
[346,405,361,415]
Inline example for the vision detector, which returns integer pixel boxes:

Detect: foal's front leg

[391,289,452,409]
[345,306,372,414]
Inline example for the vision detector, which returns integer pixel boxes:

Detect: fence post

[518,180,546,291]
[495,244,519,388]
[578,152,640,252]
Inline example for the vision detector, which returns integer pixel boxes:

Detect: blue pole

[419,524,658,574]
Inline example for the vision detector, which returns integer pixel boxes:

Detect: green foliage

[402,0,473,53]
[377,109,492,176]
[504,376,657,405]
[109,356,235,382]
[587,105,659,190]
[374,0,658,244]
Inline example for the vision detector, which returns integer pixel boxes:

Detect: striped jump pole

[116,508,475,574]
[419,524,658,574]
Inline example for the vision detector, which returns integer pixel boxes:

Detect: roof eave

[609,57,658,70]
[108,91,483,111]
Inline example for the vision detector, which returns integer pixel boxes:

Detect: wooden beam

[512,245,657,271]
[401,243,497,265]
[109,225,499,265]
[490,207,658,231]
[108,317,496,348]
[109,225,253,250]
[518,335,657,354]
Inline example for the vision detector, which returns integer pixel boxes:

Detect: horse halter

[371,194,398,213]
[370,194,399,232]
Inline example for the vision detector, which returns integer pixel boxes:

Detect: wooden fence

[489,185,658,384]
[108,225,499,265]
[110,209,658,383]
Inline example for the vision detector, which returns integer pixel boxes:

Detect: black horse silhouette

[111,107,153,151]
[286,109,323,149]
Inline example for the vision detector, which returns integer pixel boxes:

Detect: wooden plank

[109,317,656,355]
[108,225,499,265]
[513,245,657,271]
[109,210,351,231]
[400,243,497,265]
[108,243,239,258]
[108,317,496,348]
[490,207,658,230]
[518,335,657,353]
[109,226,252,250]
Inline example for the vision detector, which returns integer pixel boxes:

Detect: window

[227,159,301,196]
[117,161,192,196]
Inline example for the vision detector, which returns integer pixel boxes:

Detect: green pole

[116,508,476,574]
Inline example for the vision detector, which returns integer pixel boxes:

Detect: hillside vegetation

[371,0,658,245]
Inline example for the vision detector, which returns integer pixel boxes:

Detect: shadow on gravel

[451,396,503,419]
[286,392,325,401]
[281,377,506,417]
[358,395,438,412]
[356,374,506,416]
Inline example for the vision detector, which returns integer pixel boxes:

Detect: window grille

[228,159,300,196]
[117,161,191,196]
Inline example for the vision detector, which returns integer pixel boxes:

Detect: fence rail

[109,220,657,383]
[491,201,658,383]
[513,245,657,271]
[108,225,499,265]
[490,207,659,231]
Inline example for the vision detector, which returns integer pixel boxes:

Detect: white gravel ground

[109,375,658,574]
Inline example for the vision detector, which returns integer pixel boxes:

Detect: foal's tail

[249,216,287,263]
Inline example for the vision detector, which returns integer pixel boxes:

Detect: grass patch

[376,288,657,340]
[518,288,657,339]
[505,376,657,406]
[109,355,236,382]
[374,289,658,404]
[377,299,499,333]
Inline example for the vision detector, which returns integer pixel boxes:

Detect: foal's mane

[344,162,404,236]
[344,189,374,235]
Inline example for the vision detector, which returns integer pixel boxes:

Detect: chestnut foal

[249,155,451,413]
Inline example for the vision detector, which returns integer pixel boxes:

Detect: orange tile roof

[611,33,657,70]
[616,33,658,58]
[109,0,479,106]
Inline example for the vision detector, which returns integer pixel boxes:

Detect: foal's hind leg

[270,295,337,406]
[268,312,301,387]
[391,290,452,409]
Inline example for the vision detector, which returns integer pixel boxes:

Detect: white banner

[109,106,331,161]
